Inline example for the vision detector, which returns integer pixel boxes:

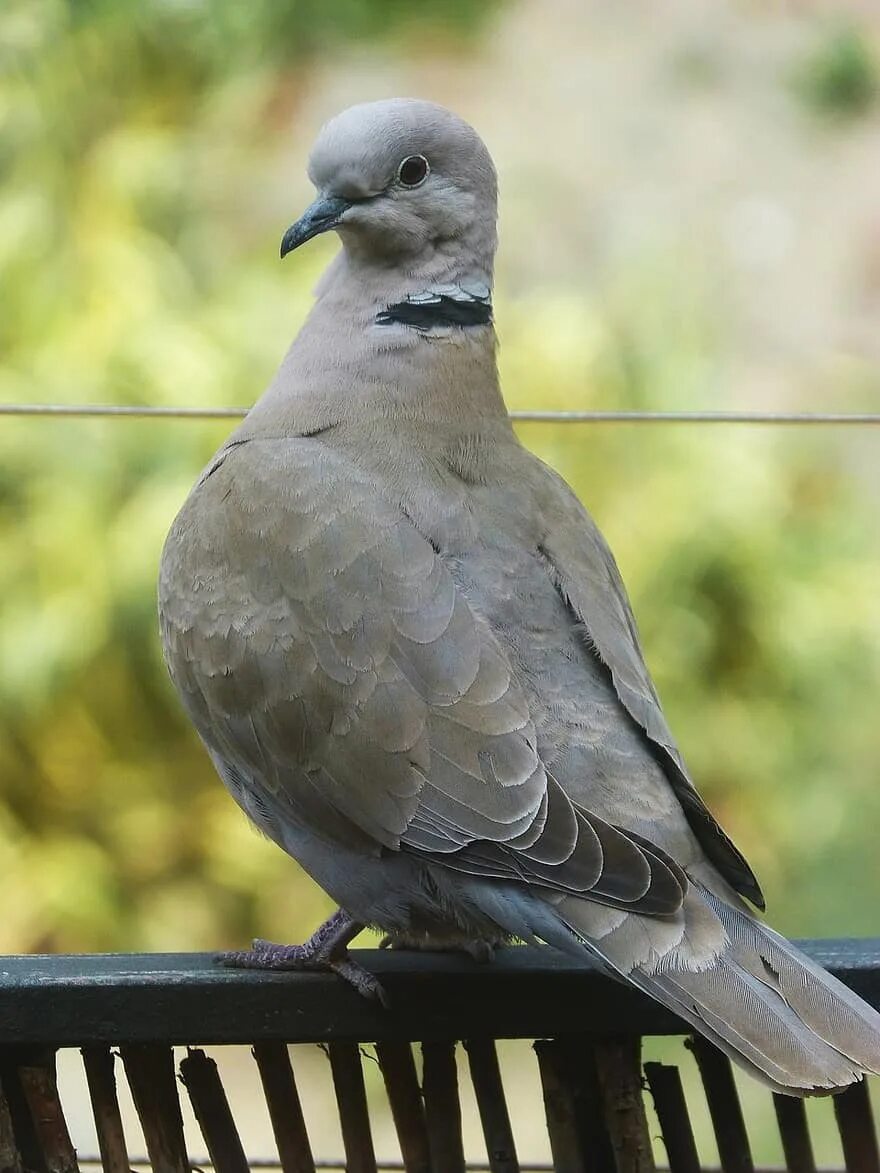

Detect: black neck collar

[376,286,492,332]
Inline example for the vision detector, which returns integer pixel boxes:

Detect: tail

[558,882,880,1096]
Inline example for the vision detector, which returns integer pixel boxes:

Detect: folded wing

[159,438,685,917]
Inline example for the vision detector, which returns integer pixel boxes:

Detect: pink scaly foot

[378,931,497,963]
[217,908,388,1005]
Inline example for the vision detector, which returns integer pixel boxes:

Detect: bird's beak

[280,195,352,258]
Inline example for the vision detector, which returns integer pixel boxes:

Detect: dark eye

[397,154,429,188]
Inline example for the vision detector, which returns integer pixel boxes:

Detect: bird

[158,97,880,1095]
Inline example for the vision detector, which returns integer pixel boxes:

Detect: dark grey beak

[280,195,351,258]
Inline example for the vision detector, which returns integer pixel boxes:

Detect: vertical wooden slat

[644,1062,701,1173]
[421,1041,466,1173]
[592,1038,655,1173]
[773,1094,817,1173]
[252,1042,315,1173]
[0,1073,24,1173]
[120,1044,189,1173]
[533,1039,585,1173]
[375,1042,430,1173]
[463,1038,519,1173]
[0,1057,46,1173]
[81,1047,130,1173]
[328,1043,377,1173]
[18,1051,79,1173]
[833,1080,880,1173]
[179,1048,249,1173]
[565,1040,616,1173]
[688,1037,755,1173]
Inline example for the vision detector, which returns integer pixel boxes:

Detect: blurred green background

[2,0,880,1164]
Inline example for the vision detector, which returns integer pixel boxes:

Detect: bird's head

[280,99,498,267]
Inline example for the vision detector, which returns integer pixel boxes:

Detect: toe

[215,944,312,971]
[216,949,259,969]
[330,958,390,1007]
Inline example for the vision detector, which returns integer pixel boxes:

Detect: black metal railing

[1,940,879,1172]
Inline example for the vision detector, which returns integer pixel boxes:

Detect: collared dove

[159,98,880,1094]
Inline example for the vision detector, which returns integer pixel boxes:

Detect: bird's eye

[397,155,429,188]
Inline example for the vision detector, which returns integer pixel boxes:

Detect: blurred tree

[793,22,878,120]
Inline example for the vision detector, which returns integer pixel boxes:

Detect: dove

[158,98,880,1094]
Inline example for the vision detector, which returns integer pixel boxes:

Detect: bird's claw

[378,933,495,963]
[217,939,315,971]
[216,936,389,1005]
[330,957,390,1007]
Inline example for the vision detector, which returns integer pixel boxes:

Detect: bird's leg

[378,931,496,963]
[217,908,388,1005]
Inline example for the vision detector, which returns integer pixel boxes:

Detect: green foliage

[793,23,878,120]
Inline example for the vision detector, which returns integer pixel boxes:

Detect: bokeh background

[2,0,880,1164]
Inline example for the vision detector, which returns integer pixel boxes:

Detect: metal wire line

[1,402,880,424]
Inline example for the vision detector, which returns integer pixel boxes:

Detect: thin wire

[2,403,880,424]
[0,403,247,419]
[513,409,880,425]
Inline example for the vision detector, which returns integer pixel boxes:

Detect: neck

[239,245,509,442]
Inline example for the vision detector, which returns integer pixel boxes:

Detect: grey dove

[159,98,880,1094]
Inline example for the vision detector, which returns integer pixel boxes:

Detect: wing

[159,437,685,917]
[535,460,764,908]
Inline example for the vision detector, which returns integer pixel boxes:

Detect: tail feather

[627,960,818,1094]
[645,955,862,1092]
[704,887,880,1074]
[557,881,880,1096]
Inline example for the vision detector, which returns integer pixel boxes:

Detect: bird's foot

[217,908,389,1006]
[378,932,496,964]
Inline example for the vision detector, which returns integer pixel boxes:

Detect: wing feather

[160,439,685,916]
[538,468,764,907]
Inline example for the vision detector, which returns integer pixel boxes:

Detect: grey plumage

[158,98,880,1094]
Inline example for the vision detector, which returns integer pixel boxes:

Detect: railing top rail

[0,939,877,1048]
